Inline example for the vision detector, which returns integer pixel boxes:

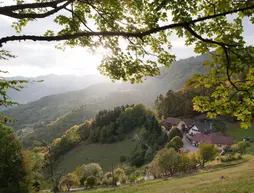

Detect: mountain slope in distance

[4,53,210,144]
[6,74,109,104]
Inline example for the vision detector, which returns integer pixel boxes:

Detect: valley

[4,54,209,145]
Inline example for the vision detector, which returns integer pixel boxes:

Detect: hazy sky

[0,4,253,77]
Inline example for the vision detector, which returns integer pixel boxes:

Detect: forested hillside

[5,54,209,144]
[5,83,122,134]
[43,104,167,173]
[158,53,210,91]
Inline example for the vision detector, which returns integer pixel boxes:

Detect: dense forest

[154,88,205,119]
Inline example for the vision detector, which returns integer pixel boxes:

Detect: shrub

[188,152,199,170]
[157,132,168,145]
[128,174,137,184]
[231,141,250,155]
[101,178,108,186]
[220,156,227,162]
[222,146,231,153]
[165,141,176,149]
[130,151,145,167]
[170,136,183,151]
[60,173,80,191]
[106,177,114,186]
[220,155,233,162]
[80,163,103,183]
[233,153,242,160]
[120,175,127,184]
[220,153,242,162]
[85,176,96,188]
[168,127,183,141]
[120,155,127,163]
[237,141,250,154]
[124,166,136,176]
[136,177,145,184]
[179,153,190,173]
[227,154,233,161]
[215,156,221,161]
[101,177,114,186]
[114,168,125,182]
[104,172,112,179]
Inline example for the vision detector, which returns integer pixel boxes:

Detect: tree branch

[0,0,67,12]
[64,7,93,32]
[184,24,253,96]
[184,24,236,47]
[0,4,253,46]
[0,1,72,19]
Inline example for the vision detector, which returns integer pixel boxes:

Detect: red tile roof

[192,133,212,143]
[161,117,181,128]
[192,132,234,145]
[210,136,234,146]
[183,119,195,128]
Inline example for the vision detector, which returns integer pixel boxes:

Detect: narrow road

[182,135,198,152]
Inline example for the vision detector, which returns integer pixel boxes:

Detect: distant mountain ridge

[6,74,110,104]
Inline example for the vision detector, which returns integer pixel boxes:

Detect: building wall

[177,121,186,131]
[188,125,200,135]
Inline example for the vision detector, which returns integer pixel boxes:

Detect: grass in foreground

[77,158,254,193]
[55,135,136,173]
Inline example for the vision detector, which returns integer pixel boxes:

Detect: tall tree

[0,125,32,193]
[151,148,180,176]
[0,0,254,127]
[197,143,218,167]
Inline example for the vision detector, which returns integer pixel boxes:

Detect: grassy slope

[79,158,254,193]
[55,135,136,173]
[55,122,254,174]
[226,123,254,154]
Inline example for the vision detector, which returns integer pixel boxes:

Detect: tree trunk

[53,186,59,193]
[112,164,117,186]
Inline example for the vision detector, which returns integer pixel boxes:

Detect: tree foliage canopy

[170,136,183,151]
[0,69,29,125]
[0,125,32,193]
[60,173,80,191]
[198,143,218,167]
[150,148,180,176]
[168,127,183,141]
[80,163,103,183]
[0,0,254,126]
[155,89,200,119]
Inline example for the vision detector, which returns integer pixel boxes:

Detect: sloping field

[55,135,136,173]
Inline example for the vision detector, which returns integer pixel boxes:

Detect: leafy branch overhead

[0,0,254,127]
